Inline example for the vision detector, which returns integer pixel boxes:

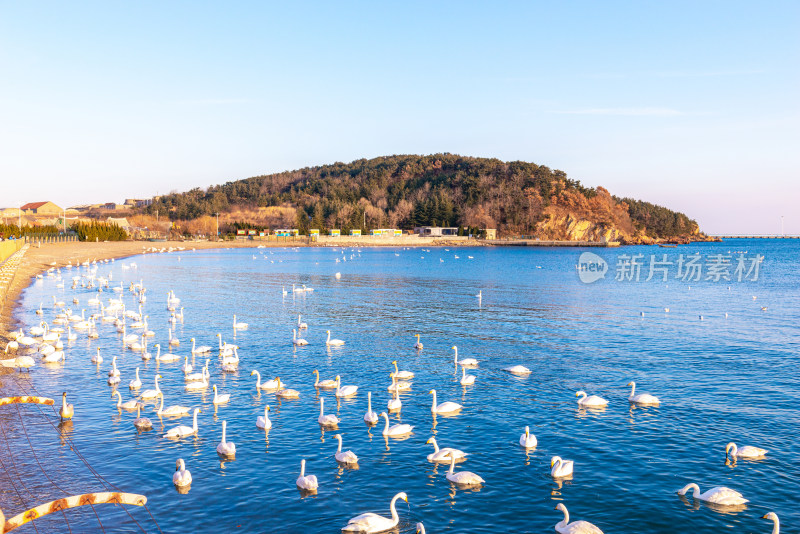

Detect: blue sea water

[1,239,797,533]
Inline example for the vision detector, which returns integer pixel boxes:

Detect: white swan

[725,442,768,459]
[232,315,248,330]
[185,367,209,390]
[108,356,120,377]
[107,374,120,386]
[334,433,358,464]
[551,456,574,478]
[520,426,537,448]
[387,374,412,393]
[185,360,209,382]
[133,406,152,430]
[256,405,272,429]
[59,392,74,421]
[364,391,379,424]
[413,333,423,350]
[762,512,780,534]
[504,365,531,375]
[251,370,280,390]
[554,503,604,534]
[190,338,211,354]
[173,458,192,487]
[627,382,660,405]
[181,357,192,374]
[293,329,308,346]
[212,384,230,404]
[157,345,179,363]
[380,412,413,437]
[139,375,162,400]
[296,459,318,491]
[452,346,478,366]
[113,391,142,411]
[460,366,475,385]
[318,397,340,426]
[335,375,358,397]
[297,315,308,329]
[168,329,180,347]
[430,389,462,414]
[677,483,748,505]
[157,394,190,416]
[91,348,103,364]
[576,390,608,408]
[390,360,414,380]
[275,378,300,398]
[426,437,466,462]
[446,454,484,486]
[216,420,236,457]
[326,330,345,346]
[342,492,407,533]
[164,408,201,438]
[313,369,337,389]
[387,390,402,412]
[43,350,65,363]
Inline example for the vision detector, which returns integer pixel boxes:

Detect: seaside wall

[0,240,24,264]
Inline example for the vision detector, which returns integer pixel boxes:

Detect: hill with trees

[143,154,701,242]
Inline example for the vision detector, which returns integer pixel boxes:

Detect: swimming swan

[297,315,308,329]
[275,378,300,398]
[761,512,780,534]
[212,384,231,404]
[380,412,413,437]
[334,433,358,464]
[387,390,402,412]
[129,367,142,389]
[627,382,660,405]
[452,346,478,366]
[293,329,309,346]
[335,376,358,397]
[59,392,74,421]
[326,330,345,346]
[576,390,608,408]
[113,391,142,411]
[504,365,531,375]
[190,338,211,354]
[139,375,162,400]
[446,454,484,486]
[426,437,466,462]
[164,408,201,438]
[430,389,462,414]
[725,442,767,459]
[296,459,318,491]
[157,394,190,416]
[554,503,604,534]
[677,483,748,505]
[216,420,236,458]
[391,360,414,380]
[173,458,191,487]
[551,456,574,478]
[256,405,272,429]
[460,366,476,385]
[364,391,379,424]
[318,397,340,427]
[413,334,423,350]
[133,406,152,430]
[108,356,120,377]
[313,369,337,389]
[232,315,248,330]
[520,426,537,448]
[251,370,280,390]
[342,492,407,533]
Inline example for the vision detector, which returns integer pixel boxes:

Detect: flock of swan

[2,251,784,534]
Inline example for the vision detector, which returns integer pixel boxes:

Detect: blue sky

[1,1,797,234]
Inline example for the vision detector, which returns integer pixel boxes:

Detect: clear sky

[1,1,797,234]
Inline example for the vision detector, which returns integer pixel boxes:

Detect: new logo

[577,252,608,284]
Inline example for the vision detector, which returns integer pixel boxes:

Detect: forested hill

[144,154,700,241]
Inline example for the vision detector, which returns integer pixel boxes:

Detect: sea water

[1,239,797,533]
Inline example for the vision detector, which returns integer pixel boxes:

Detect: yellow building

[21,201,62,216]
